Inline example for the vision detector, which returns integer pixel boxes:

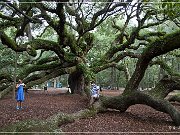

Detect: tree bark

[168,94,180,103]
[68,71,85,94]
[100,91,180,126]
[146,75,180,99]
[125,30,180,94]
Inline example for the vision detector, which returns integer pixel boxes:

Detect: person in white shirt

[90,82,100,105]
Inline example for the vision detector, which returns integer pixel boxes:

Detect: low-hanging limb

[91,30,180,126]
[145,75,180,99]
[0,31,65,58]
[25,66,77,88]
[18,61,61,80]
[100,91,180,126]
[0,63,77,98]
[150,59,180,77]
[124,30,180,94]
[0,72,13,82]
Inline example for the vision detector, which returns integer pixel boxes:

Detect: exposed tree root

[0,108,100,133]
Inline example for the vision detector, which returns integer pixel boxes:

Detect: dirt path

[0,90,88,128]
[0,90,180,134]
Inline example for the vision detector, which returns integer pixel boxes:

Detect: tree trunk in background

[114,68,117,90]
[171,57,174,71]
[177,57,180,72]
[13,52,17,99]
[110,67,116,90]
[54,78,56,88]
[158,56,166,80]
[110,67,114,89]
[68,71,85,94]
[26,23,33,41]
[117,71,120,90]
[125,64,130,81]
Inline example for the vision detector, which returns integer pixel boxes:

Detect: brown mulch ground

[0,89,180,134]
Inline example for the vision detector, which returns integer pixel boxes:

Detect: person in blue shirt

[90,82,100,105]
[16,79,26,110]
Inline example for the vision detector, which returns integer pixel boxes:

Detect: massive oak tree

[0,0,180,126]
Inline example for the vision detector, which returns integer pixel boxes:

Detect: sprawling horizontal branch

[110,51,140,63]
[25,66,76,88]
[5,1,42,24]
[125,30,180,93]
[143,30,180,59]
[18,61,61,80]
[128,42,147,50]
[91,62,129,81]
[0,107,98,132]
[90,51,139,76]
[146,75,180,99]
[137,31,166,42]
[101,91,180,125]
[0,12,18,21]
[0,72,13,82]
[0,31,65,57]
[0,20,20,30]
[23,71,48,85]
[100,73,180,124]
[0,85,13,99]
[91,62,117,74]
[150,60,180,77]
[23,39,64,57]
[36,56,59,65]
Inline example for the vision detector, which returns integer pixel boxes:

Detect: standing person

[16,79,26,110]
[90,82,100,105]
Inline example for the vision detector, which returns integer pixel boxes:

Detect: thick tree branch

[150,60,180,77]
[0,12,18,21]
[0,72,13,82]
[124,30,180,93]
[4,1,42,24]
[137,31,166,42]
[128,42,147,50]
[0,31,65,58]
[146,75,180,99]
[110,51,140,63]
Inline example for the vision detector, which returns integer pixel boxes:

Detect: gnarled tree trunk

[68,71,85,94]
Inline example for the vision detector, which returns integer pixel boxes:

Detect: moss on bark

[168,94,180,103]
[100,91,180,126]
[146,76,180,99]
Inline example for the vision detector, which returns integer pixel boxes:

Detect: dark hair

[91,81,95,83]
[18,79,22,83]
